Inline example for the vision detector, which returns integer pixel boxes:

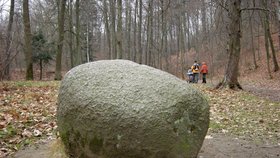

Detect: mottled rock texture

[57,60,209,158]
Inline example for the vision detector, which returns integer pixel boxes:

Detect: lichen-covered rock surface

[57,60,209,158]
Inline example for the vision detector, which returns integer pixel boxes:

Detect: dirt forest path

[11,133,280,158]
[198,134,280,158]
[208,77,280,103]
[241,82,280,102]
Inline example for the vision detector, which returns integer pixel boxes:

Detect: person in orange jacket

[200,62,208,83]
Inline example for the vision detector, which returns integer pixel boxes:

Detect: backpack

[194,64,199,71]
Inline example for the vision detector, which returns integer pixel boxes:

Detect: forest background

[1,0,280,157]
[0,0,279,86]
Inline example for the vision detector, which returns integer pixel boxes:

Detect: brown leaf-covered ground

[0,81,58,157]
[0,80,279,157]
[196,84,280,143]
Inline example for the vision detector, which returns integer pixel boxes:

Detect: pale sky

[0,0,10,16]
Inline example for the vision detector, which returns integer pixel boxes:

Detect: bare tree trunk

[110,0,116,59]
[116,0,123,59]
[23,0,33,80]
[75,0,81,65]
[128,2,132,60]
[103,0,111,59]
[262,0,279,72]
[216,0,242,89]
[124,0,128,59]
[138,0,143,64]
[145,0,154,66]
[274,0,280,49]
[161,0,169,71]
[55,0,66,80]
[261,0,275,77]
[182,8,188,67]
[201,0,207,43]
[86,23,90,62]
[68,0,73,67]
[257,24,261,60]
[179,1,186,79]
[176,24,180,76]
[263,15,273,79]
[39,60,43,80]
[194,10,200,60]
[156,3,161,69]
[68,0,74,68]
[2,0,15,80]
[169,25,174,73]
[186,12,191,50]
[268,28,279,72]
[150,9,154,67]
[277,0,280,48]
[125,0,131,60]
[145,1,150,65]
[133,0,138,62]
[249,8,258,69]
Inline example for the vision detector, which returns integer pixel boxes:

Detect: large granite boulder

[57,60,209,158]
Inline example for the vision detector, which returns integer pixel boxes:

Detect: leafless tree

[55,0,66,80]
[23,0,34,80]
[1,0,15,80]
[216,0,242,89]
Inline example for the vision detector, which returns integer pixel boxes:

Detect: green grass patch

[209,121,223,130]
[193,84,280,144]
[239,92,259,101]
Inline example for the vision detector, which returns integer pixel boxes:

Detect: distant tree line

[0,0,279,89]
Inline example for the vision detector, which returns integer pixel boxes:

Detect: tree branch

[240,7,271,12]
[214,0,229,12]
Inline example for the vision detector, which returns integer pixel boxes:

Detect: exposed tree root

[215,81,243,90]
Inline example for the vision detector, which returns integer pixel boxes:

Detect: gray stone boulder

[57,60,209,158]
